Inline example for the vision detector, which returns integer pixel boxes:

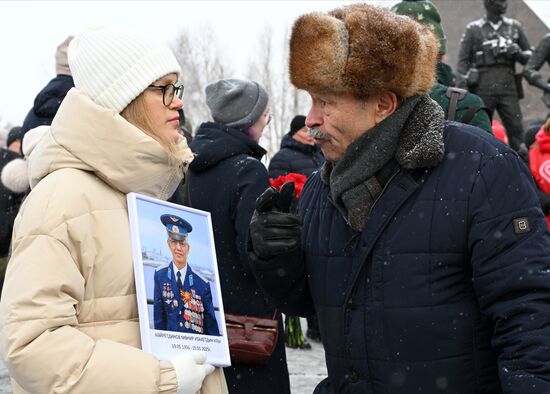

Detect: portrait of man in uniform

[153,214,220,336]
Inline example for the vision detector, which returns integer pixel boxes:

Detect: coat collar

[394,95,445,170]
[436,61,455,87]
[27,88,193,200]
[168,261,193,285]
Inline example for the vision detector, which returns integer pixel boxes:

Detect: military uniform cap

[160,214,192,241]
[391,0,447,56]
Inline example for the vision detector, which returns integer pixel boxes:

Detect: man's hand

[505,43,520,58]
[249,182,302,260]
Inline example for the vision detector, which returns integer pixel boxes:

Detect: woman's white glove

[171,351,215,394]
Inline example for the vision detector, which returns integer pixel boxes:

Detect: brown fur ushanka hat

[289,4,439,99]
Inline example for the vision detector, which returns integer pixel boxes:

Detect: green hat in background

[391,0,447,56]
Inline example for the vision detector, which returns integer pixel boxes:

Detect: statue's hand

[505,43,520,58]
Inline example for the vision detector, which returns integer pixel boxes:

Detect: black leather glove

[249,182,302,260]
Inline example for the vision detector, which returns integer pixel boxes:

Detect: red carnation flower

[269,173,308,198]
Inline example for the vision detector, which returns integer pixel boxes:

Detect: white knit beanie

[68,26,181,113]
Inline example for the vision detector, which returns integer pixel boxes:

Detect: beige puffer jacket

[0,89,227,394]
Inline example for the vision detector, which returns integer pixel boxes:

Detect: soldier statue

[524,33,550,108]
[457,0,532,152]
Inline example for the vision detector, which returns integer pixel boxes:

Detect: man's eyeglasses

[168,238,188,247]
[148,83,184,107]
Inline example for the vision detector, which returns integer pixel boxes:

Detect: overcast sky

[1,0,549,128]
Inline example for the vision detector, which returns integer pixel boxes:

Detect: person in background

[268,115,324,179]
[457,0,531,152]
[0,127,25,291]
[492,119,509,144]
[0,26,226,394]
[19,36,75,147]
[524,33,550,106]
[268,114,323,344]
[248,4,550,392]
[392,0,493,134]
[5,127,21,154]
[168,109,194,206]
[178,108,193,145]
[526,116,550,228]
[187,78,290,394]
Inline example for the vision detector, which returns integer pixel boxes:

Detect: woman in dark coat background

[187,79,290,393]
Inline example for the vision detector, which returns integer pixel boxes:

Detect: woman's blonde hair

[121,92,182,162]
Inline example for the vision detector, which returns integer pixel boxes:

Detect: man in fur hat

[248,4,550,393]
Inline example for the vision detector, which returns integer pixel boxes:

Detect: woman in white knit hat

[0,26,227,394]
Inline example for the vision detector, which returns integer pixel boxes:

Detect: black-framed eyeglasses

[148,83,184,107]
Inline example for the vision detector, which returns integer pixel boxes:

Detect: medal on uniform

[181,290,192,304]
[163,283,174,303]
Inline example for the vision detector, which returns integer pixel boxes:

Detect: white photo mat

[127,192,231,367]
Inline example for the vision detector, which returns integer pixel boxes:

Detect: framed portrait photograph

[127,192,231,367]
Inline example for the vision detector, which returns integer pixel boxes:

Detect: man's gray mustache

[308,127,330,140]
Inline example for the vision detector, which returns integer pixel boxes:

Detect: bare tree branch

[171,25,233,134]
[247,26,310,159]
[171,23,310,160]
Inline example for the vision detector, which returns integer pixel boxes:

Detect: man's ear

[374,91,398,124]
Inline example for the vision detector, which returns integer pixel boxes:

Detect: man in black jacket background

[268,115,324,179]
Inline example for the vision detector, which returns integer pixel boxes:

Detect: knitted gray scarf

[320,95,445,231]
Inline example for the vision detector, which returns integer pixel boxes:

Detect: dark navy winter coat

[268,132,324,178]
[252,122,550,393]
[187,122,290,394]
[20,75,74,140]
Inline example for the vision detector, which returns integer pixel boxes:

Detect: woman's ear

[374,91,398,124]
